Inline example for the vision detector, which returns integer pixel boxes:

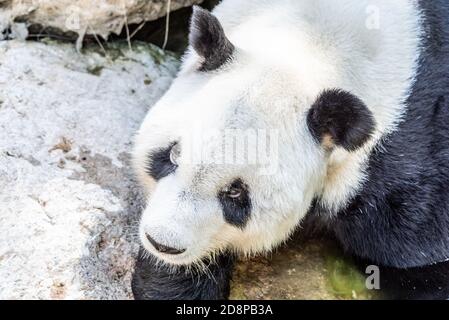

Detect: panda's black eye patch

[218,179,251,228]
[146,142,179,181]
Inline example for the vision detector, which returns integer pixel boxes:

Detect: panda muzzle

[145,233,187,255]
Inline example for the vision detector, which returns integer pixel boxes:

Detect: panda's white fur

[133,0,422,266]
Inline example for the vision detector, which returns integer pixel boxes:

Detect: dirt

[230,235,379,300]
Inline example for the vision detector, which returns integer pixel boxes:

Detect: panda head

[133,7,376,266]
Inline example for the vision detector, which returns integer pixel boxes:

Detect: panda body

[132,0,449,299]
[325,0,449,269]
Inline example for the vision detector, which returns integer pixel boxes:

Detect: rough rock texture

[0,0,203,40]
[0,39,178,299]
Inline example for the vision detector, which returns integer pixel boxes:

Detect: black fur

[132,249,235,300]
[218,179,252,228]
[146,143,177,181]
[189,6,235,72]
[307,89,376,151]
[318,0,449,271]
[355,259,449,300]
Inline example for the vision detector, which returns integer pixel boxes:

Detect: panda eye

[225,180,246,199]
[218,179,252,228]
[169,143,180,166]
[146,142,180,181]
[227,186,242,199]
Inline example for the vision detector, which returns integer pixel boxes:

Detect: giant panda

[131,0,449,300]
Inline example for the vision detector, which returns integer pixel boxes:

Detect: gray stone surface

[0,39,178,299]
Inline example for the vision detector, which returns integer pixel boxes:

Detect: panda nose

[145,233,186,255]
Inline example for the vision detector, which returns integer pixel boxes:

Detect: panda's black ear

[189,6,235,72]
[307,89,376,152]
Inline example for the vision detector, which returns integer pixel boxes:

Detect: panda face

[132,7,376,266]
[133,66,325,265]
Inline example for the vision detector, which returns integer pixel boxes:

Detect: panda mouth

[145,233,186,255]
[140,232,201,265]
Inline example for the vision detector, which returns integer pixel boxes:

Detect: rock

[0,39,179,299]
[0,0,203,41]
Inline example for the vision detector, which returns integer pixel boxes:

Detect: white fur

[133,0,423,265]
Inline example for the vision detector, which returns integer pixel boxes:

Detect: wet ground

[230,235,379,300]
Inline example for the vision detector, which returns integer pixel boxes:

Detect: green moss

[324,252,376,300]
[40,37,62,46]
[230,282,249,300]
[146,47,166,65]
[35,37,178,71]
[86,65,104,76]
[131,41,178,65]
[82,43,124,61]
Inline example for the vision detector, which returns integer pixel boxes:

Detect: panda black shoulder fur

[131,0,449,299]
